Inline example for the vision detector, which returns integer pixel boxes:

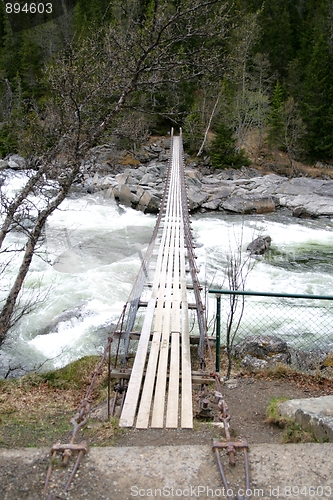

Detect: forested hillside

[0,0,332,164]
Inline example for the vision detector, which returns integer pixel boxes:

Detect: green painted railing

[209,289,333,300]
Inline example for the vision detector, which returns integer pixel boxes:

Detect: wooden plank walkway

[119,135,193,429]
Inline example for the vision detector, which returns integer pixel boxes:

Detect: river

[1,172,333,376]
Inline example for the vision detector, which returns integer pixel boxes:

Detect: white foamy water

[193,212,333,350]
[0,174,155,375]
[193,212,333,295]
[1,171,333,375]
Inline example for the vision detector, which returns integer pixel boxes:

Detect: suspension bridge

[118,129,207,429]
[44,129,251,499]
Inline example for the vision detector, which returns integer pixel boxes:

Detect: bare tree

[225,11,272,150]
[227,12,261,149]
[224,227,255,379]
[0,0,229,347]
[197,90,221,156]
[282,97,307,177]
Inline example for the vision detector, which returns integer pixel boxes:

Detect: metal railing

[209,289,333,373]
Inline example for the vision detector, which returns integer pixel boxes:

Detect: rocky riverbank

[79,140,333,218]
[2,139,333,218]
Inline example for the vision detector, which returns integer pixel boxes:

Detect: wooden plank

[150,154,178,428]
[118,297,156,427]
[136,223,174,425]
[166,325,180,427]
[136,278,168,428]
[180,302,193,428]
[133,140,178,428]
[180,221,193,429]
[135,326,162,428]
[138,301,198,309]
[166,162,181,428]
[150,298,171,428]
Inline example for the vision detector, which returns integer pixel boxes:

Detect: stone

[279,396,333,442]
[202,199,221,210]
[187,187,209,211]
[115,173,129,185]
[224,378,238,389]
[36,302,89,336]
[234,335,290,360]
[73,150,333,216]
[185,169,202,187]
[292,207,314,218]
[7,154,26,170]
[210,186,236,199]
[117,184,139,206]
[285,194,333,216]
[201,176,220,185]
[136,153,150,163]
[253,198,276,213]
[127,175,139,185]
[221,196,276,214]
[314,181,333,197]
[150,145,163,153]
[247,235,272,255]
[137,189,160,213]
[289,349,327,371]
[146,162,168,178]
[0,159,8,170]
[283,177,326,195]
[159,154,169,162]
[241,354,269,370]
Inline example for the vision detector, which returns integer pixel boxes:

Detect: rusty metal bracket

[44,440,88,496]
[213,438,251,500]
[51,442,88,453]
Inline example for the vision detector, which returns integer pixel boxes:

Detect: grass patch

[85,416,123,446]
[266,396,290,427]
[41,355,100,389]
[266,397,317,444]
[0,356,118,448]
[257,364,295,379]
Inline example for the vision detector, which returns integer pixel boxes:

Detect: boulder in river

[247,236,272,255]
[36,302,89,336]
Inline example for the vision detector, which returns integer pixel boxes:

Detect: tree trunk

[0,165,79,346]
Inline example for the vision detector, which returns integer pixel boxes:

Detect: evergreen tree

[267,81,285,148]
[256,0,294,78]
[302,30,333,160]
[210,122,250,169]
